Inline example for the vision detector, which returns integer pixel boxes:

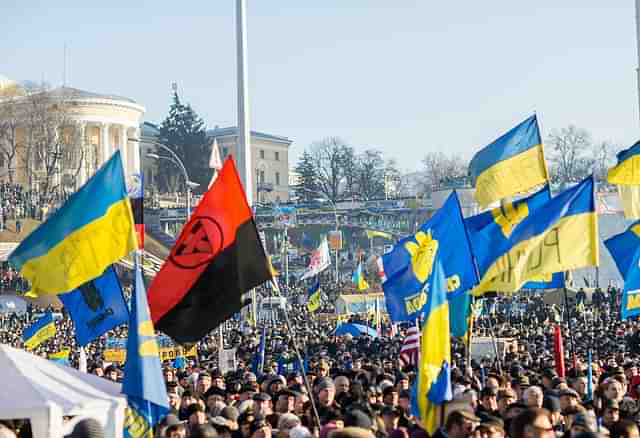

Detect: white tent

[0,344,126,438]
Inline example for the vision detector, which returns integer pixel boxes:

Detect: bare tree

[383,158,404,199]
[356,149,385,200]
[0,87,23,183]
[546,126,593,187]
[421,151,468,195]
[21,88,85,201]
[309,137,349,202]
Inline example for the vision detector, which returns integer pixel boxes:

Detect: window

[260,149,265,159]
[275,172,280,185]
[275,151,280,161]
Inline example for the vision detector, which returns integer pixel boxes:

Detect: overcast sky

[1,1,639,171]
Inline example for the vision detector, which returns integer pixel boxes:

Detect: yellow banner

[307,291,322,313]
[104,345,197,363]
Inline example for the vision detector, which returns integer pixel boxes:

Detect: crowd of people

[0,266,639,438]
[0,182,71,232]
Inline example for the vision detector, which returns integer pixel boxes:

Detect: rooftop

[44,86,139,104]
[207,126,292,145]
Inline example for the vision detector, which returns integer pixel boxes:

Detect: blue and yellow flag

[23,312,57,350]
[469,115,549,208]
[605,222,640,320]
[352,263,369,290]
[608,141,640,219]
[9,151,137,296]
[471,177,599,295]
[307,279,322,313]
[466,185,565,290]
[381,191,478,322]
[58,265,129,347]
[122,261,169,437]
[413,257,452,434]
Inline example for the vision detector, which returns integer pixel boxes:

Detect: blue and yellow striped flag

[471,176,599,295]
[413,257,452,434]
[49,349,71,365]
[352,263,369,290]
[9,151,137,296]
[469,115,549,208]
[608,141,640,219]
[307,279,322,313]
[23,312,56,350]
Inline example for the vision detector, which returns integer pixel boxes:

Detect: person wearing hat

[382,386,399,407]
[477,388,499,421]
[558,388,580,414]
[253,393,272,417]
[334,376,350,396]
[497,389,517,418]
[205,387,227,416]
[316,378,336,409]
[476,416,505,438]
[432,410,480,438]
[237,410,256,438]
[250,416,272,438]
[186,403,208,434]
[601,399,621,430]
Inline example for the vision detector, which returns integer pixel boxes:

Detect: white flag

[208,138,223,188]
[300,237,331,280]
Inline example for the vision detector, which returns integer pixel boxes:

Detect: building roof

[44,86,139,104]
[140,121,161,137]
[207,127,292,145]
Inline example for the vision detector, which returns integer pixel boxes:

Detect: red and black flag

[147,159,271,343]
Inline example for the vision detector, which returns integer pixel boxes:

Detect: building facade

[208,127,292,203]
[0,82,144,189]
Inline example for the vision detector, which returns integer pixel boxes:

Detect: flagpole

[236,0,252,205]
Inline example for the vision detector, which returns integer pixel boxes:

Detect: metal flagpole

[236,0,252,205]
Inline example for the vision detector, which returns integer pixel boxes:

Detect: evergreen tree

[294,151,320,202]
[157,90,209,193]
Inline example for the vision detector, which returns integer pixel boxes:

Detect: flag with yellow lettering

[380,192,478,322]
[122,261,169,437]
[466,185,565,290]
[605,221,640,320]
[607,141,640,219]
[471,176,599,296]
[469,115,549,208]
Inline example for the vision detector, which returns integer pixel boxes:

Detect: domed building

[0,79,145,189]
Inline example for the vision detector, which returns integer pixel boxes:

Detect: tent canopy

[0,345,126,438]
[334,323,378,338]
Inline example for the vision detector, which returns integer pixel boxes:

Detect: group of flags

[10,150,273,435]
[382,114,603,434]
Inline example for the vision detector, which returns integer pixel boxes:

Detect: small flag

[128,173,144,249]
[300,237,331,280]
[23,312,56,350]
[9,151,137,296]
[469,114,549,208]
[58,265,129,346]
[307,279,322,313]
[122,261,169,437]
[49,349,70,365]
[148,158,271,344]
[352,263,369,291]
[399,325,420,367]
[208,138,223,188]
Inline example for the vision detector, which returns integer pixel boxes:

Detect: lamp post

[129,137,198,223]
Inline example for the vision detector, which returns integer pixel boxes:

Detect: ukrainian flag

[352,263,369,290]
[49,349,71,365]
[469,115,549,208]
[605,222,640,319]
[466,185,564,290]
[9,151,137,296]
[608,141,640,219]
[413,257,452,434]
[307,279,322,313]
[122,261,169,437]
[472,176,599,295]
[23,312,56,350]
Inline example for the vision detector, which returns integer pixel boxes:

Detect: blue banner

[59,266,129,346]
[605,222,640,320]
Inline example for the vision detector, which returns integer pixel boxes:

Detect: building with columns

[0,83,144,189]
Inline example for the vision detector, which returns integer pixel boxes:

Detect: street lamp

[129,136,199,222]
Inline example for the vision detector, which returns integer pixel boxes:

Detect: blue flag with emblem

[465,185,565,290]
[605,221,640,320]
[58,265,129,346]
[380,191,478,322]
[470,177,599,295]
[122,260,169,437]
